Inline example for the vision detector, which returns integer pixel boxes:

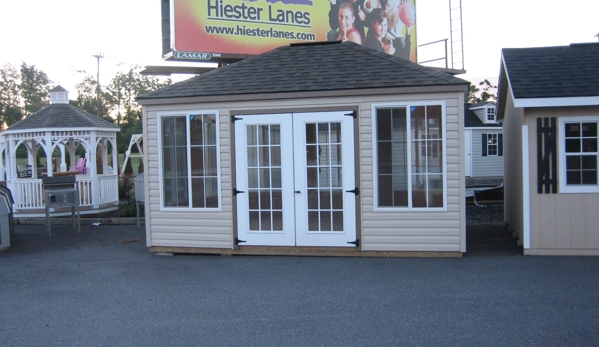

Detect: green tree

[72,74,111,120]
[105,67,172,125]
[0,63,24,128]
[19,63,52,116]
[467,79,497,104]
[104,66,171,153]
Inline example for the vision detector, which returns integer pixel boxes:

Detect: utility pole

[92,53,104,118]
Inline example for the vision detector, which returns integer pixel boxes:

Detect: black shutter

[498,134,503,156]
[537,117,557,194]
[482,133,487,156]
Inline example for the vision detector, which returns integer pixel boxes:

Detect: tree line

[0,62,172,154]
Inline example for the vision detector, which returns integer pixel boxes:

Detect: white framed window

[373,103,446,210]
[482,133,503,157]
[559,116,599,193]
[158,111,221,209]
[486,107,496,122]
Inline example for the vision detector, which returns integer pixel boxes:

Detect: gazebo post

[67,139,77,173]
[43,133,53,177]
[90,133,99,209]
[0,139,6,181]
[58,144,66,172]
[9,141,18,180]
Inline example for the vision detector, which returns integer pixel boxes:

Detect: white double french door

[235,112,356,247]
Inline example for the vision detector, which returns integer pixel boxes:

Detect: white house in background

[464,102,503,179]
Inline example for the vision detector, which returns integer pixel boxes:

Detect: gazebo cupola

[50,85,69,104]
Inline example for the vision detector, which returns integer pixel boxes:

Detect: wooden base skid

[150,246,463,258]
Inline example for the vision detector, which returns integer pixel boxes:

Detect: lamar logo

[174,52,212,60]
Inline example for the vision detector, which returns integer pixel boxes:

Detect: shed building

[137,41,469,256]
[497,42,599,255]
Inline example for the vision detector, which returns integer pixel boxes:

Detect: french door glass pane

[306,122,343,232]
[246,124,283,231]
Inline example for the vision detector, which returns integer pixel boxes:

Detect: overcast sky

[1,0,597,94]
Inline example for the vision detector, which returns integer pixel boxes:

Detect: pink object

[74,158,87,174]
[399,2,416,26]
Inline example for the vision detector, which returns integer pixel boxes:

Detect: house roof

[469,101,496,109]
[499,43,599,108]
[3,104,120,133]
[464,104,501,128]
[138,41,469,101]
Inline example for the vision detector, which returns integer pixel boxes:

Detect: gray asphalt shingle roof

[5,104,119,132]
[502,43,599,99]
[138,41,468,100]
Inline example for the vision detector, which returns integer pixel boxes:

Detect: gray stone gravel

[467,202,505,225]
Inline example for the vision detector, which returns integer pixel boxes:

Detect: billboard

[170,0,417,63]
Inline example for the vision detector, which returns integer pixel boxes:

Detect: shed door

[235,112,356,247]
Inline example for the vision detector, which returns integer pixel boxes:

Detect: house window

[482,133,502,156]
[159,112,220,208]
[559,118,599,193]
[487,107,496,122]
[375,104,445,209]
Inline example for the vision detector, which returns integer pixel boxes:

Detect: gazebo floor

[13,203,119,218]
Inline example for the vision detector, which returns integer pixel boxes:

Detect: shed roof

[501,43,599,101]
[3,103,120,133]
[138,41,468,100]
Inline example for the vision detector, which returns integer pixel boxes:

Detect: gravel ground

[466,202,505,225]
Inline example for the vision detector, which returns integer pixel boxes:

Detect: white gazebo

[0,86,121,217]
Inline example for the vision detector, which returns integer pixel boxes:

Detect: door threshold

[150,246,463,258]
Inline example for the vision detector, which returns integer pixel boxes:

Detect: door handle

[294,190,301,194]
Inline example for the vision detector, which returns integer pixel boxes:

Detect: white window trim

[486,107,496,122]
[371,101,448,212]
[558,116,599,193]
[486,133,499,156]
[157,110,222,211]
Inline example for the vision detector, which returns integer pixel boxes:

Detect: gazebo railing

[97,174,119,204]
[12,174,119,210]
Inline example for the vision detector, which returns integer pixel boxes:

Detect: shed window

[160,113,220,208]
[559,118,599,193]
[374,104,445,209]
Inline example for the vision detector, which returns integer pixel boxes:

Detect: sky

[1,0,598,95]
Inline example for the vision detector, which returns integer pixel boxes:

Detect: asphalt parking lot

[1,220,599,347]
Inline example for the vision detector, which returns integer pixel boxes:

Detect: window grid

[487,133,499,156]
[306,122,344,232]
[247,124,283,231]
[487,107,496,122]
[564,122,598,186]
[160,113,219,209]
[376,105,444,209]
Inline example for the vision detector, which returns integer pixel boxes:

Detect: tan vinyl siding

[144,109,234,249]
[525,106,599,255]
[502,91,525,242]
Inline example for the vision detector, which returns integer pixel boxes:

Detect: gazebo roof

[2,103,120,134]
